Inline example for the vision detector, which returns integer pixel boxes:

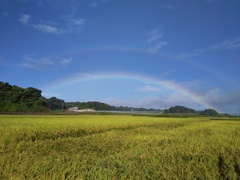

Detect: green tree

[200,109,219,116]
[46,97,65,110]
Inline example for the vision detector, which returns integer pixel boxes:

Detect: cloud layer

[178,37,240,59]
[22,55,72,69]
[19,14,85,34]
[145,28,168,53]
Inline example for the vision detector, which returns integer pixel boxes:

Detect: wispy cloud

[62,14,86,33]
[59,58,72,66]
[32,24,61,34]
[146,28,168,53]
[134,86,240,114]
[69,18,85,26]
[178,37,240,59]
[19,14,86,34]
[210,37,240,50]
[202,88,240,114]
[136,85,162,93]
[22,55,73,69]
[88,0,109,8]
[19,14,31,25]
[22,55,55,69]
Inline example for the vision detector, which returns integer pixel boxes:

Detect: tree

[200,109,219,116]
[0,81,49,112]
[167,106,196,114]
[46,97,65,110]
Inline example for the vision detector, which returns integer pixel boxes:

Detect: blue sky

[0,0,240,114]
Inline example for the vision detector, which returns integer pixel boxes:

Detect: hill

[164,105,219,116]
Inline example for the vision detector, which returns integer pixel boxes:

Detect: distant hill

[165,105,196,114]
[164,105,219,116]
[199,109,219,116]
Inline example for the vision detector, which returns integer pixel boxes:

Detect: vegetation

[46,97,66,111]
[0,81,221,115]
[164,106,220,116]
[164,105,196,114]
[200,109,219,116]
[0,82,49,112]
[65,101,159,112]
[0,81,159,113]
[0,115,239,179]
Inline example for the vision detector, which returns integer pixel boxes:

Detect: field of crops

[0,114,240,179]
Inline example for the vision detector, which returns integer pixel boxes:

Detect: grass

[0,115,240,179]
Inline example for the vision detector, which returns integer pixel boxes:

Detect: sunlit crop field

[0,115,240,179]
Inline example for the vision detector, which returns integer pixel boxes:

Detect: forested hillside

[0,82,48,112]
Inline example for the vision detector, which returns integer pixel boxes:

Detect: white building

[68,106,79,112]
[79,108,96,112]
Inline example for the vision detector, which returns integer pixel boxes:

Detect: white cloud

[136,85,162,93]
[210,37,240,50]
[146,29,163,43]
[69,18,85,26]
[22,55,55,69]
[138,95,199,110]
[63,14,86,33]
[148,41,168,53]
[19,14,30,25]
[146,28,168,53]
[178,37,240,59]
[32,24,62,34]
[19,14,85,34]
[202,88,240,115]
[22,55,73,69]
[107,79,240,114]
[88,0,109,8]
[59,58,72,66]
[131,88,240,114]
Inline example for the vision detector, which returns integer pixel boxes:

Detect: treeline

[65,101,159,112]
[0,81,159,113]
[0,81,221,116]
[164,105,220,116]
[0,82,49,112]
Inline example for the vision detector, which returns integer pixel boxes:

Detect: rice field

[0,114,240,179]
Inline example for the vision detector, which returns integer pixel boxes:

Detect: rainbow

[43,72,221,112]
[57,46,235,87]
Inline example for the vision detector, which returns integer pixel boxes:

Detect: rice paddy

[0,114,240,179]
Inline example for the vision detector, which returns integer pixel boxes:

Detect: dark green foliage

[46,97,66,111]
[164,106,220,116]
[165,106,196,114]
[0,81,49,112]
[200,109,219,116]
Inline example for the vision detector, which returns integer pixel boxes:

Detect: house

[68,106,79,112]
